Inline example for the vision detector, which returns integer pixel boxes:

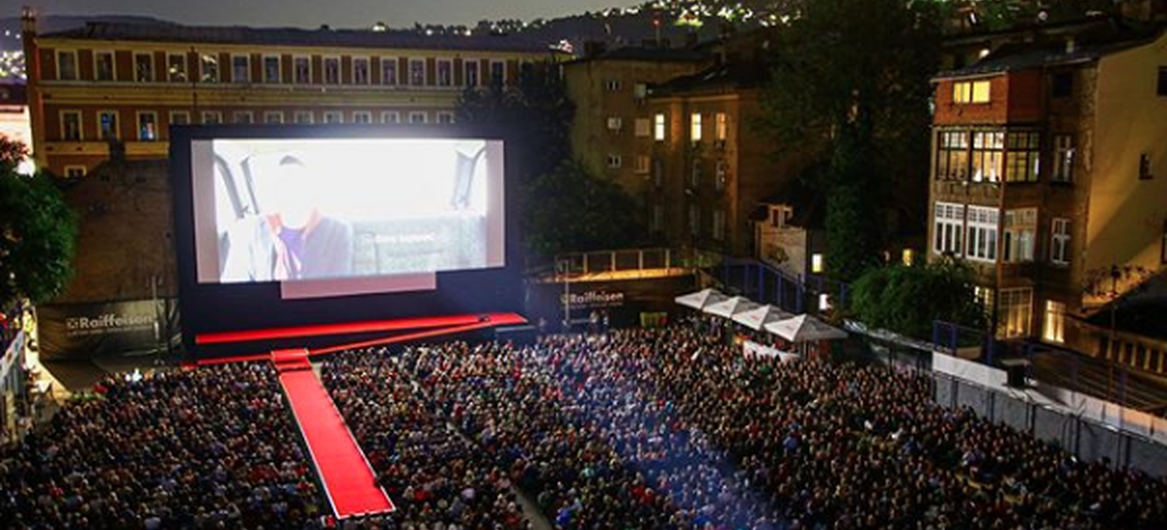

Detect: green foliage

[523,160,646,255]
[0,137,79,307]
[758,0,942,282]
[848,257,987,340]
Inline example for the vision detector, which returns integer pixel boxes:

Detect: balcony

[932,179,1001,205]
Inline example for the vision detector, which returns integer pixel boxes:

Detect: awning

[674,288,729,310]
[732,304,794,331]
[764,314,848,342]
[703,296,755,319]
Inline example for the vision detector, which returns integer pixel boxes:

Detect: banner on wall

[37,300,180,361]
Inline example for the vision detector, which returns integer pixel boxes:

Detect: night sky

[23,0,644,27]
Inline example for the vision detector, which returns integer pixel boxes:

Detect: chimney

[21,5,37,35]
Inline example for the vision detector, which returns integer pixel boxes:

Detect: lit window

[690,113,702,142]
[136,53,154,82]
[137,112,158,141]
[933,202,965,255]
[1052,134,1075,183]
[1051,218,1070,266]
[1003,208,1037,263]
[966,206,1000,262]
[819,293,832,311]
[953,80,991,104]
[294,57,311,84]
[902,249,914,266]
[382,57,398,85]
[1004,131,1040,183]
[715,112,727,141]
[634,118,651,137]
[936,130,970,181]
[353,57,370,84]
[971,131,1004,183]
[97,110,119,139]
[200,54,219,83]
[811,253,824,274]
[262,56,280,84]
[168,53,187,82]
[607,117,623,131]
[653,113,665,141]
[57,50,78,80]
[231,55,249,83]
[999,288,1033,338]
[1043,300,1066,344]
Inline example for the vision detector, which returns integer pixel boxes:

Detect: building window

[57,50,78,80]
[715,160,727,191]
[64,166,86,178]
[966,206,999,262]
[324,57,340,84]
[60,111,82,141]
[1158,66,1167,96]
[409,111,427,124]
[1003,208,1036,263]
[232,55,249,83]
[713,209,726,241]
[811,253,824,274]
[1005,131,1040,182]
[353,57,370,85]
[819,293,832,312]
[1043,300,1066,344]
[353,111,373,124]
[233,111,253,124]
[201,111,222,125]
[169,111,190,126]
[323,111,343,124]
[263,56,280,84]
[607,117,622,131]
[1052,134,1075,183]
[690,113,702,142]
[651,204,664,233]
[293,111,313,124]
[607,154,622,169]
[936,130,969,181]
[605,79,621,91]
[436,112,454,124]
[689,159,701,188]
[634,118,650,137]
[94,51,115,81]
[635,155,650,174]
[1139,153,1153,180]
[381,111,400,124]
[264,111,284,124]
[1051,218,1070,266]
[902,249,914,266]
[634,83,648,100]
[135,53,154,82]
[464,60,479,87]
[200,54,219,83]
[652,159,663,187]
[688,204,699,237]
[168,53,187,82]
[382,58,398,85]
[953,80,991,104]
[409,59,426,86]
[489,60,505,85]
[436,59,452,87]
[653,113,666,141]
[98,110,119,140]
[715,112,727,142]
[293,56,311,84]
[971,131,1004,183]
[137,112,158,141]
[933,202,965,255]
[1052,72,1073,98]
[999,287,1033,338]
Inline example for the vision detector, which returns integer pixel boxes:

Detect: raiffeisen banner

[37,300,180,360]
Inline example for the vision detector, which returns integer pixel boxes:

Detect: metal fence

[934,372,1167,477]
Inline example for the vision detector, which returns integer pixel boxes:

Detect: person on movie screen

[221,155,353,282]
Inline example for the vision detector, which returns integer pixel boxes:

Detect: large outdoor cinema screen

[171,125,523,357]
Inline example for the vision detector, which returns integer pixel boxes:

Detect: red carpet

[196,313,526,345]
[274,350,395,519]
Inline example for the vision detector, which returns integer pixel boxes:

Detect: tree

[0,137,78,308]
[523,160,646,255]
[848,257,987,340]
[758,0,942,282]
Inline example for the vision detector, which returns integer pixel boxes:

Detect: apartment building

[928,20,1167,372]
[21,11,564,175]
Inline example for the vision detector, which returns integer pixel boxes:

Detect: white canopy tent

[732,304,794,331]
[674,288,729,310]
[763,314,848,343]
[702,296,756,319]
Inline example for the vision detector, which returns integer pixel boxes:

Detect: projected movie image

[191,138,505,284]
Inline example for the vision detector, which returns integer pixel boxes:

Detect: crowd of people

[0,363,324,529]
[2,319,1167,529]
